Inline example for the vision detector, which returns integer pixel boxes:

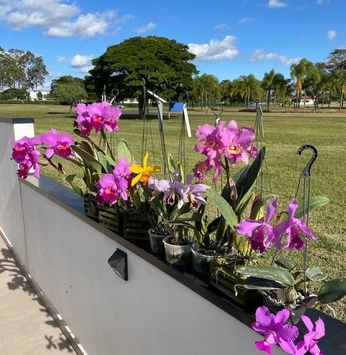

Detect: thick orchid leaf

[207,188,238,231]
[234,147,266,206]
[80,141,94,157]
[64,174,84,197]
[237,266,295,287]
[117,139,135,163]
[71,146,102,174]
[167,153,177,173]
[306,266,327,282]
[73,129,106,155]
[318,278,346,304]
[275,258,296,272]
[97,152,113,173]
[294,196,330,219]
[243,276,287,289]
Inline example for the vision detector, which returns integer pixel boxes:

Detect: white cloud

[136,22,156,34]
[55,55,66,63]
[238,18,255,23]
[0,0,133,37]
[267,0,287,8]
[317,0,330,4]
[47,11,115,38]
[249,49,301,66]
[214,23,229,30]
[70,54,94,67]
[188,36,239,61]
[326,30,336,40]
[79,66,94,73]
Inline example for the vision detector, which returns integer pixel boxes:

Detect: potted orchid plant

[187,119,265,279]
[144,162,209,264]
[11,101,122,222]
[219,193,346,354]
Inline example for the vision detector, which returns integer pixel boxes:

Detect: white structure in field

[29,91,49,101]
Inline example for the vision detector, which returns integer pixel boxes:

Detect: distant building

[291,95,315,106]
[29,91,49,101]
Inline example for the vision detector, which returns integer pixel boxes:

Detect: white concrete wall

[0,118,287,355]
[0,118,35,265]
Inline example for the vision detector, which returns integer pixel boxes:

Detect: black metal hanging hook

[297,144,318,179]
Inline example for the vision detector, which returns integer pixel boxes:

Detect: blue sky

[0,0,344,91]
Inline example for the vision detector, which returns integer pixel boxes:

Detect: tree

[86,36,198,118]
[0,48,49,92]
[261,69,276,110]
[234,74,260,108]
[51,75,87,111]
[290,59,315,109]
[192,74,220,107]
[319,49,346,74]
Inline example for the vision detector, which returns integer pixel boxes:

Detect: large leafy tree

[51,75,87,111]
[85,36,198,118]
[0,47,49,92]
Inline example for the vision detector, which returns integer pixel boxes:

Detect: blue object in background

[169,102,184,112]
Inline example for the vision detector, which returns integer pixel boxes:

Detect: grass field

[2,103,346,321]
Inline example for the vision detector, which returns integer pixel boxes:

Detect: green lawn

[3,103,346,321]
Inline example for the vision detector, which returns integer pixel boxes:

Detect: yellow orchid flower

[129,152,161,186]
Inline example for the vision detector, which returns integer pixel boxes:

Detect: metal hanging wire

[252,89,273,196]
[295,144,318,295]
[141,80,168,173]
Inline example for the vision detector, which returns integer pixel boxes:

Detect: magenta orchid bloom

[194,120,257,182]
[295,316,325,355]
[95,157,131,205]
[236,199,281,253]
[252,306,298,355]
[11,136,42,178]
[218,120,257,166]
[275,198,317,250]
[11,136,41,163]
[41,129,74,159]
[74,102,121,135]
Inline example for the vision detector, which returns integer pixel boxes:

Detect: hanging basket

[209,259,262,306]
[83,193,99,223]
[98,205,123,236]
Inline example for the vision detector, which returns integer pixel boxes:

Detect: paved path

[0,236,77,355]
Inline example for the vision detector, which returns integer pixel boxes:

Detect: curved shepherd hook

[297,144,318,179]
[296,144,318,296]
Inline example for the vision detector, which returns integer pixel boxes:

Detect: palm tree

[261,69,276,110]
[290,59,314,109]
[192,74,220,108]
[334,69,346,110]
[234,74,260,109]
[272,74,292,106]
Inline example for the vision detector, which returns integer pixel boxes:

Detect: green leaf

[294,196,330,219]
[318,278,346,304]
[306,266,327,282]
[234,147,266,206]
[64,174,83,197]
[243,276,287,289]
[97,152,113,173]
[167,153,176,173]
[71,145,102,174]
[207,188,238,231]
[117,139,135,162]
[237,266,295,287]
[275,258,296,272]
[74,129,106,155]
